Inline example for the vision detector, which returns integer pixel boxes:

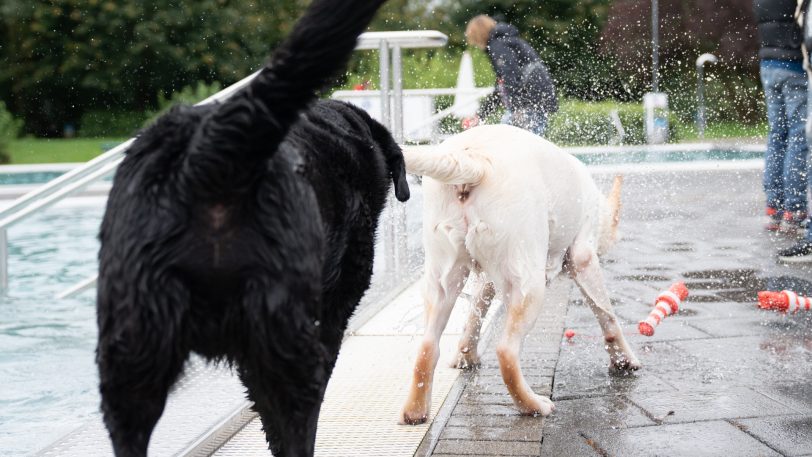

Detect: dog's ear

[393,166,410,202]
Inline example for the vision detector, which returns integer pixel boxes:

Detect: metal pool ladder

[0,30,447,299]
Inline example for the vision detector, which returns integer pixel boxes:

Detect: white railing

[332,87,492,143]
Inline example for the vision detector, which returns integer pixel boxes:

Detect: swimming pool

[0,198,103,456]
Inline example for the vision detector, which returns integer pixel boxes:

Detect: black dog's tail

[182,0,388,195]
[366,113,410,202]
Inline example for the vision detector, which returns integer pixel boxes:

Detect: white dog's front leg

[453,281,495,369]
[570,249,641,371]
[400,262,470,425]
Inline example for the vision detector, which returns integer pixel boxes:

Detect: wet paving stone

[566,310,637,329]
[661,300,777,320]
[458,392,514,406]
[452,403,520,417]
[428,169,812,456]
[445,415,543,429]
[552,365,675,401]
[440,425,542,442]
[756,384,812,415]
[539,429,602,456]
[543,395,655,430]
[735,415,812,456]
[433,439,540,456]
[585,421,782,456]
[665,336,812,390]
[475,358,558,371]
[467,374,554,392]
[686,316,787,338]
[628,386,798,423]
[625,320,712,342]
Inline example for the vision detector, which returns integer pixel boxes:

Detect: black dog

[96,1,406,455]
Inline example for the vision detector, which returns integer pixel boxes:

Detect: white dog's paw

[609,351,642,372]
[451,347,481,369]
[399,390,431,425]
[515,393,556,417]
[399,403,429,425]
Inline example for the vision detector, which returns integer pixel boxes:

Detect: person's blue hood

[490,23,520,41]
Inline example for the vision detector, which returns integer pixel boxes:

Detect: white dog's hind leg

[569,246,641,371]
[452,281,495,369]
[400,259,470,425]
[496,283,556,417]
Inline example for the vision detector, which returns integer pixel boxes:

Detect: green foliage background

[0,0,764,137]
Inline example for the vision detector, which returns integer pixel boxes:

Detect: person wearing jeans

[754,0,810,243]
[760,60,809,229]
[778,0,812,261]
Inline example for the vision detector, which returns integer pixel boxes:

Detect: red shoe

[765,207,782,231]
[780,210,808,234]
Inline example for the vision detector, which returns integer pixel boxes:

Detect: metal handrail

[355,31,447,50]
[0,139,132,221]
[38,31,447,298]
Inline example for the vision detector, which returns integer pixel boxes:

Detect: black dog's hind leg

[237,283,330,457]
[97,280,189,457]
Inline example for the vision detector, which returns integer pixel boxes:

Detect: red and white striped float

[638,282,689,336]
[757,290,812,313]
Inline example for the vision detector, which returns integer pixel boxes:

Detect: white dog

[399,124,640,425]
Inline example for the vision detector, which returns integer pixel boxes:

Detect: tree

[0,0,308,136]
[601,0,761,120]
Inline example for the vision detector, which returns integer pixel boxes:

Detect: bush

[0,101,23,163]
[145,81,223,126]
[547,100,665,146]
[79,110,149,138]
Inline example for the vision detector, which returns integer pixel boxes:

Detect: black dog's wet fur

[96,1,406,455]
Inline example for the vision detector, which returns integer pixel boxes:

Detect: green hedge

[79,110,149,138]
[0,101,22,163]
[547,100,656,146]
[145,81,223,126]
[78,81,222,137]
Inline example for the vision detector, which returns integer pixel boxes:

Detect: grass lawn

[674,121,768,142]
[2,121,768,166]
[6,137,126,164]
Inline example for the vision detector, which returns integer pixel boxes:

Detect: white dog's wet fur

[399,124,640,425]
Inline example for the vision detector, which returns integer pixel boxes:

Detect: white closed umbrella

[450,51,479,118]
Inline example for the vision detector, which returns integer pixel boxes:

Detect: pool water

[0,199,103,456]
[0,172,66,186]
[573,148,763,165]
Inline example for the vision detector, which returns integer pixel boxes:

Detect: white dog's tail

[401,145,490,185]
[597,175,623,255]
[608,174,623,230]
